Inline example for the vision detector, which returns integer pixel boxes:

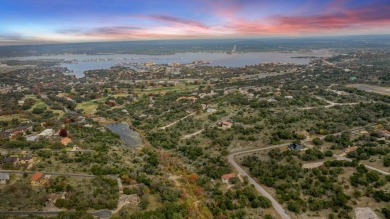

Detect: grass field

[76,93,129,114]
[25,94,64,117]
[76,100,99,114]
[25,94,48,111]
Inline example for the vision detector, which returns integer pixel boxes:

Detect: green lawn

[25,94,48,111]
[76,100,99,114]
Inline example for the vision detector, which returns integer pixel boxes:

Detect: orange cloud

[53,1,390,41]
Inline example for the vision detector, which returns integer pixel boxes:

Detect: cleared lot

[348,84,390,96]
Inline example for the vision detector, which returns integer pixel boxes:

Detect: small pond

[105,122,143,147]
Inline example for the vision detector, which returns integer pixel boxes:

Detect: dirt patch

[302,161,324,169]
[347,84,390,96]
[354,207,379,219]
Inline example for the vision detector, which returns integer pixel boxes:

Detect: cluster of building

[1,153,35,169]
[0,125,32,139]
[0,171,49,186]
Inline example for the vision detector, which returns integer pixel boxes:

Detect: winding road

[228,144,291,219]
[227,125,388,219]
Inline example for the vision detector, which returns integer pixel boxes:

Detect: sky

[1,0,390,45]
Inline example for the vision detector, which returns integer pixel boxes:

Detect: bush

[287,201,300,213]
[139,197,149,210]
[325,150,333,157]
[383,156,390,167]
[32,107,46,114]
[123,187,137,195]
[382,207,390,219]
[312,138,324,146]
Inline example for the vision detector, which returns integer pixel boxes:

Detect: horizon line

[1,34,390,47]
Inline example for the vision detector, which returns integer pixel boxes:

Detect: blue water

[2,51,330,78]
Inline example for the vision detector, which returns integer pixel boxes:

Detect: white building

[38,129,55,137]
[0,173,9,184]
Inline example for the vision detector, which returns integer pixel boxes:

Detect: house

[267,97,278,102]
[61,137,72,146]
[9,130,24,138]
[221,121,233,130]
[77,116,86,123]
[0,131,11,139]
[381,130,390,138]
[1,125,33,139]
[38,129,55,138]
[0,173,9,184]
[274,89,281,96]
[26,135,38,141]
[40,94,48,99]
[221,173,236,184]
[121,109,129,115]
[18,154,34,165]
[207,108,217,113]
[0,149,8,156]
[31,172,47,186]
[1,157,19,165]
[106,99,117,106]
[288,143,304,151]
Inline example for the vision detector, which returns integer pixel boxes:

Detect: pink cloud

[223,1,390,35]
[54,1,390,41]
[146,15,209,29]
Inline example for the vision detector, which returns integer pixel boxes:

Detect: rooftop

[31,172,44,181]
[221,173,236,180]
[0,172,9,180]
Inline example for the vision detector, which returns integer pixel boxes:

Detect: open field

[347,84,390,96]
[76,93,129,114]
[76,101,99,114]
[25,94,64,117]
[25,94,48,111]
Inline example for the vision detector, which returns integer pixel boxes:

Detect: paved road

[0,211,61,216]
[0,210,112,218]
[228,143,291,219]
[0,170,96,178]
[227,125,378,219]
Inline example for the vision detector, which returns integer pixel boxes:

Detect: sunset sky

[1,0,390,45]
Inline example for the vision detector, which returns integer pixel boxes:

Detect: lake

[105,122,143,147]
[1,51,330,78]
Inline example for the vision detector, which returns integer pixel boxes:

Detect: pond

[105,122,143,147]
